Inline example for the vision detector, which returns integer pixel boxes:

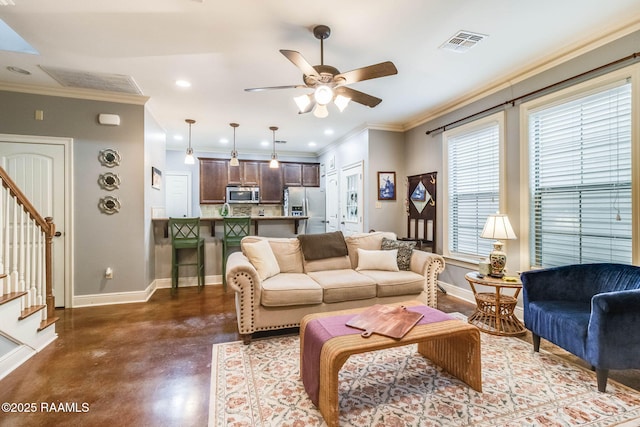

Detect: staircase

[0,167,58,381]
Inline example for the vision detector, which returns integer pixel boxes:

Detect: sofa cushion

[345,231,397,269]
[358,270,425,297]
[381,238,417,271]
[297,231,348,261]
[242,237,303,273]
[355,248,399,272]
[303,255,352,273]
[243,239,280,280]
[307,269,377,303]
[260,273,323,307]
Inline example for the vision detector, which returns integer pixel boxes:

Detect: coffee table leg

[417,329,482,392]
[319,350,351,427]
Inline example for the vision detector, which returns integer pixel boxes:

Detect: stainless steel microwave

[226,186,260,204]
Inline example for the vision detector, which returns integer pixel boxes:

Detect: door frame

[0,133,74,308]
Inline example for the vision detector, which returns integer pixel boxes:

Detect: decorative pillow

[243,239,281,280]
[381,237,416,271]
[297,231,348,261]
[355,248,399,272]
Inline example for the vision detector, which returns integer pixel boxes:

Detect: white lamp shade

[314,85,333,105]
[269,156,279,168]
[334,94,351,112]
[480,214,517,240]
[294,94,312,112]
[313,103,329,118]
[184,148,195,165]
[229,155,239,166]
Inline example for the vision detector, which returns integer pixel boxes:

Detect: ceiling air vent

[440,31,487,53]
[40,65,143,95]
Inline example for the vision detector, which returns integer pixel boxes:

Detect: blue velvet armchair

[521,263,640,392]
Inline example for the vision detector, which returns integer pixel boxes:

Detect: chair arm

[587,289,640,368]
[226,252,262,335]
[409,251,445,308]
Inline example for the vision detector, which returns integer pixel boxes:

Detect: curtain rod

[425,51,640,135]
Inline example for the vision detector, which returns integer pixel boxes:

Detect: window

[445,114,503,259]
[528,80,632,267]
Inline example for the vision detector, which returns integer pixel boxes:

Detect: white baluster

[37,228,44,307]
[10,199,18,294]
[27,219,35,309]
[3,189,10,296]
[0,181,4,296]
[18,208,26,311]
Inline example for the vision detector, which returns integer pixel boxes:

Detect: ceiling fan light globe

[334,95,351,112]
[294,94,312,112]
[313,104,329,118]
[314,85,333,105]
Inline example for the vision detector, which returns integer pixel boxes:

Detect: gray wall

[0,90,148,297]
[405,29,640,293]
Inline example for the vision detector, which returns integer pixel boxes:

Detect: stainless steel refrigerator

[283,187,326,234]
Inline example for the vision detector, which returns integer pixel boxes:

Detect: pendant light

[269,126,279,168]
[184,119,196,165]
[229,122,240,167]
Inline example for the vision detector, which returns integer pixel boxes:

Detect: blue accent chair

[521,263,640,392]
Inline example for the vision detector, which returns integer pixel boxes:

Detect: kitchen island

[152,215,309,238]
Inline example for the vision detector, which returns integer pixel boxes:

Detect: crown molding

[404,18,640,131]
[0,82,149,105]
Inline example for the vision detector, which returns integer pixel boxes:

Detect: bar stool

[222,216,251,290]
[169,217,205,294]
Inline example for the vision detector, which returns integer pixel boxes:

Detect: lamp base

[489,240,507,278]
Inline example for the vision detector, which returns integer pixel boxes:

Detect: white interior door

[340,162,364,236]
[0,137,71,307]
[165,171,192,218]
[325,171,339,233]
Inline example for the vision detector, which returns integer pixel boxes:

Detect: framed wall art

[378,171,396,200]
[152,167,162,190]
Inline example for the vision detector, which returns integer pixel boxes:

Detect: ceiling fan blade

[280,50,319,78]
[336,86,382,108]
[244,84,307,92]
[334,61,398,85]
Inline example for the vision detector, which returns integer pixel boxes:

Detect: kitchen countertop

[153,216,309,237]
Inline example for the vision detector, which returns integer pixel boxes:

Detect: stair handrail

[0,166,56,320]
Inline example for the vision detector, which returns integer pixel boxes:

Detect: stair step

[0,292,28,306]
[38,317,59,332]
[19,305,45,321]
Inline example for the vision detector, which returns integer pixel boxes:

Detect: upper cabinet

[199,158,320,204]
[228,161,260,186]
[302,163,320,187]
[259,162,284,204]
[199,158,228,204]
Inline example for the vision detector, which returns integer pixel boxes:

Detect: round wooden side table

[464,271,526,336]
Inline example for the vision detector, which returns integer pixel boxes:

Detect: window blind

[447,122,500,257]
[528,81,632,267]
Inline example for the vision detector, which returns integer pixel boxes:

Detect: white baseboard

[438,280,524,321]
[0,345,36,381]
[72,275,223,307]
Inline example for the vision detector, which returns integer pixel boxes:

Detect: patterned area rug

[209,331,640,426]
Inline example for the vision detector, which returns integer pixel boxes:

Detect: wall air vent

[440,31,488,53]
[40,65,143,95]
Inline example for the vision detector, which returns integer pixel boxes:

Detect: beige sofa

[225,231,445,343]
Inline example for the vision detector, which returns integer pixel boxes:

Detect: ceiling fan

[245,25,398,117]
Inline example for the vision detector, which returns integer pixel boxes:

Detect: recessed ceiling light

[174,135,184,141]
[219,138,229,144]
[7,66,30,75]
[260,140,269,147]
[175,79,191,88]
[308,142,316,147]
[324,129,334,135]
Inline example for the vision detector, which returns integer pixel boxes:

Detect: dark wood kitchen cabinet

[228,161,260,186]
[302,163,320,187]
[259,162,284,203]
[199,158,228,204]
[282,163,303,186]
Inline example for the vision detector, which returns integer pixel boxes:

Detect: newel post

[45,216,55,320]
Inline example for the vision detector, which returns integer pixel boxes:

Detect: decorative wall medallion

[99,196,121,214]
[98,172,121,191]
[99,149,121,167]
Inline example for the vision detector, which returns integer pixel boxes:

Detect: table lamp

[480,213,517,278]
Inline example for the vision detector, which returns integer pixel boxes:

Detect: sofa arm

[409,250,445,307]
[226,251,262,335]
[588,289,640,368]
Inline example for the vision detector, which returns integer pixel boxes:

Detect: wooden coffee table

[300,301,482,427]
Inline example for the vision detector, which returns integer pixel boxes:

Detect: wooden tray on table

[346,304,424,339]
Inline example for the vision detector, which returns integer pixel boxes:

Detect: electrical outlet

[105,267,113,279]
[375,202,382,209]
